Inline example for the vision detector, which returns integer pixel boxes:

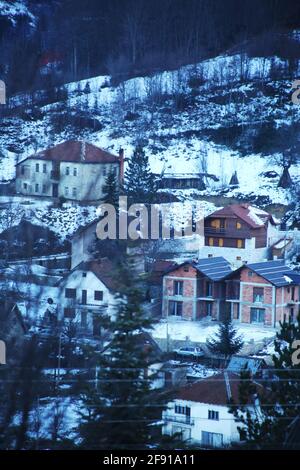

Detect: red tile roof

[78,258,118,291]
[177,372,240,405]
[19,140,120,164]
[206,204,274,228]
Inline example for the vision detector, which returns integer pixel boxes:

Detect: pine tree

[123,145,158,204]
[78,259,174,450]
[229,316,300,449]
[206,319,244,365]
[101,170,119,208]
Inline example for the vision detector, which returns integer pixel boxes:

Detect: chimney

[81,141,86,161]
[119,148,124,182]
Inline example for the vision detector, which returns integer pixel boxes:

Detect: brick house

[200,204,279,266]
[16,140,124,201]
[225,260,300,327]
[162,257,232,321]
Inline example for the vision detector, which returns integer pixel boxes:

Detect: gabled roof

[206,204,276,228]
[246,260,300,287]
[76,259,118,291]
[193,257,232,281]
[164,256,232,281]
[17,140,120,165]
[176,372,240,405]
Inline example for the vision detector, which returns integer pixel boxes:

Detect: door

[82,289,87,305]
[52,183,58,197]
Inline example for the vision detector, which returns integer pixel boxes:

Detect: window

[183,266,189,272]
[202,431,223,448]
[21,166,25,175]
[35,183,39,193]
[23,183,27,190]
[174,280,183,296]
[208,254,213,258]
[209,237,214,246]
[35,163,39,172]
[65,187,69,197]
[64,308,75,319]
[208,410,219,421]
[206,282,213,297]
[175,405,191,416]
[253,287,264,303]
[211,219,220,228]
[94,290,103,301]
[250,308,265,323]
[43,163,47,173]
[169,300,183,316]
[292,287,295,301]
[42,184,47,194]
[236,256,242,260]
[73,167,77,176]
[248,271,253,277]
[66,167,70,175]
[218,238,224,247]
[65,288,76,299]
[103,166,107,176]
[237,239,243,248]
[82,272,87,277]
[236,222,242,229]
[72,187,77,198]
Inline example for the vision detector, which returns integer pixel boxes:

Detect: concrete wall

[199,238,269,268]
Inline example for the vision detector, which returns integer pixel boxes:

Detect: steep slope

[1,52,299,211]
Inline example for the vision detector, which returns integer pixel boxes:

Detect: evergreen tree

[101,170,119,208]
[229,316,300,449]
[206,319,244,365]
[78,259,174,450]
[123,146,158,204]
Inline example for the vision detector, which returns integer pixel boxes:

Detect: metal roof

[227,355,263,375]
[193,256,232,281]
[247,260,300,287]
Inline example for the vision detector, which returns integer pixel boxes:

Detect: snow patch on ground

[152,319,276,344]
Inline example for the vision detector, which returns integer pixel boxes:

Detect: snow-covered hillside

[0,51,300,213]
[0,0,34,26]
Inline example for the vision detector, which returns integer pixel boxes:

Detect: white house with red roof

[200,204,279,267]
[16,140,124,201]
[57,258,118,335]
[162,372,244,447]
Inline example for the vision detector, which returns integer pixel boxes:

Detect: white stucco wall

[16,159,120,201]
[58,269,117,329]
[199,238,269,268]
[163,399,241,447]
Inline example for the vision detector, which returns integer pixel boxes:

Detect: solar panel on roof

[194,257,232,280]
[247,260,299,287]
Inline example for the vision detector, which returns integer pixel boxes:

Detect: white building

[162,372,243,447]
[16,140,124,202]
[57,258,118,335]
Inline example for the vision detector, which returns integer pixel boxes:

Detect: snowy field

[152,319,276,344]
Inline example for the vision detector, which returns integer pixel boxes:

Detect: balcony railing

[164,414,195,425]
[205,227,226,234]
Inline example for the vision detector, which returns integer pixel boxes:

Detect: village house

[200,204,279,266]
[161,257,232,321]
[225,260,300,327]
[162,372,243,447]
[15,140,124,202]
[57,258,118,336]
